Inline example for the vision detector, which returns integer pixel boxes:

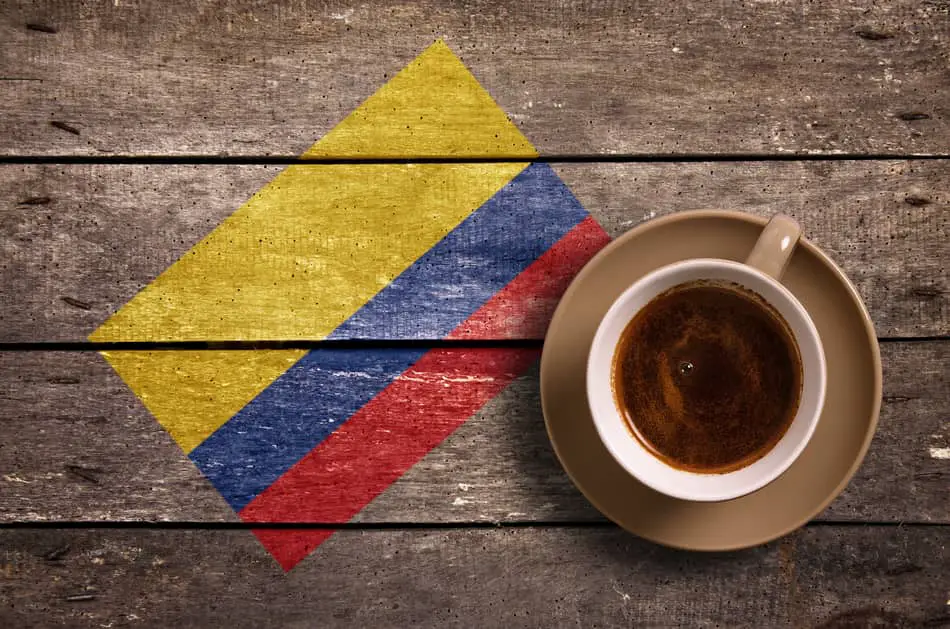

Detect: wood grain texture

[0,526,946,628]
[2,0,947,621]
[0,343,945,524]
[1,0,948,157]
[1,161,946,341]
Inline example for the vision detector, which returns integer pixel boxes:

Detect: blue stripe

[189,348,426,510]
[328,162,589,339]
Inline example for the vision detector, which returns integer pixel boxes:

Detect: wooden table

[1,1,948,627]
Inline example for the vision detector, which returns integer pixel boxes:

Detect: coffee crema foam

[612,280,803,474]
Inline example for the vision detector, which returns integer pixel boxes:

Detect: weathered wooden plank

[1,0,948,157]
[1,161,946,340]
[0,526,946,627]
[0,343,945,524]
[364,341,950,525]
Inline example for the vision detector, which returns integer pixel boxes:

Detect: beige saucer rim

[540,209,883,551]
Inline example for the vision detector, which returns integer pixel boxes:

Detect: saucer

[540,210,882,550]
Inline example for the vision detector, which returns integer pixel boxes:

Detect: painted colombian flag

[90,41,610,571]
[207,164,608,569]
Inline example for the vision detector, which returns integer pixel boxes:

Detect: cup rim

[586,258,827,502]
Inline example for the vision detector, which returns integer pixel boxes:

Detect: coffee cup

[586,214,826,502]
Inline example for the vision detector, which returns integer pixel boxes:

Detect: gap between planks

[0,520,945,531]
[0,337,945,352]
[1,154,950,165]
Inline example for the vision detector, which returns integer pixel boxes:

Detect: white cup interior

[586,259,826,502]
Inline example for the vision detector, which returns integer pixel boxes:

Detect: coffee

[612,281,803,474]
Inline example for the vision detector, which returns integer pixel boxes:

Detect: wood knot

[903,195,931,206]
[60,296,92,310]
[17,196,52,206]
[47,376,80,385]
[26,23,57,34]
[65,464,102,485]
[883,395,913,403]
[50,120,80,135]
[897,112,931,121]
[43,544,71,561]
[854,29,894,41]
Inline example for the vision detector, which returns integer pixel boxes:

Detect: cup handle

[745,214,801,281]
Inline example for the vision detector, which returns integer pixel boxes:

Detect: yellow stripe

[305,40,537,159]
[102,349,306,452]
[89,162,526,342]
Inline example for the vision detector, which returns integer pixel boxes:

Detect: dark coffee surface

[613,281,803,473]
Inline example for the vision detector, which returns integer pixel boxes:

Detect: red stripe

[241,348,540,570]
[448,216,611,339]
[251,529,335,572]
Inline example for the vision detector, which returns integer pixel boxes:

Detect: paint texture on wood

[98,350,306,452]
[241,348,541,570]
[0,527,946,627]
[1,1,948,156]
[63,45,612,555]
[300,40,537,159]
[69,152,605,568]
